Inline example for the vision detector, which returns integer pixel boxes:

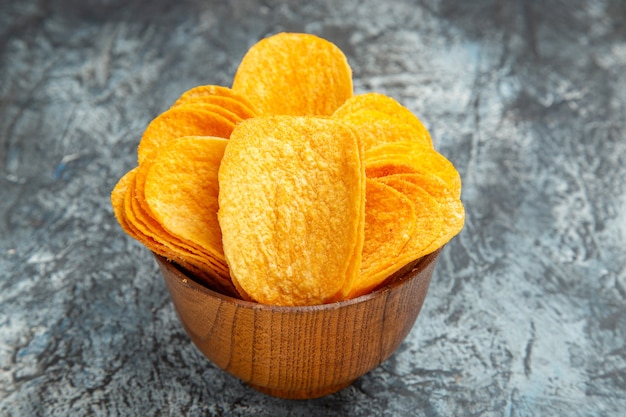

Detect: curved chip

[137,103,235,164]
[134,149,230,277]
[351,179,443,297]
[143,136,227,265]
[333,93,431,143]
[334,108,432,152]
[379,173,465,254]
[218,115,365,306]
[377,176,463,255]
[351,179,416,297]
[111,168,138,239]
[232,32,353,116]
[173,85,259,119]
[365,142,462,197]
[120,162,234,294]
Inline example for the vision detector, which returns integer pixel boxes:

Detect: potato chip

[173,85,259,119]
[232,32,353,116]
[333,108,432,151]
[111,157,234,292]
[350,179,443,297]
[218,115,365,306]
[123,182,191,264]
[143,136,227,267]
[333,93,431,143]
[123,164,235,294]
[352,179,416,297]
[133,157,230,276]
[379,173,465,253]
[116,169,197,262]
[377,176,463,255]
[111,168,142,241]
[365,142,462,197]
[111,32,466,305]
[137,103,236,164]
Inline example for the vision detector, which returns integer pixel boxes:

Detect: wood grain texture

[1,0,626,415]
[155,250,439,399]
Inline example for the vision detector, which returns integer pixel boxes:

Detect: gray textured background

[2,0,626,415]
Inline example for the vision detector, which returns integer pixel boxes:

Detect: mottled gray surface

[1,0,626,415]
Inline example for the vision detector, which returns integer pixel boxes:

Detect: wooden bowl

[155,249,441,399]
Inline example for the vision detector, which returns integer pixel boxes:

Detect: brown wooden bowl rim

[155,247,442,312]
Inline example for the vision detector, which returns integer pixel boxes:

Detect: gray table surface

[2,0,626,416]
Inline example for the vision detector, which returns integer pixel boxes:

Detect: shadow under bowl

[155,249,441,400]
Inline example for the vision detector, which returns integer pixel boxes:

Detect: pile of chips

[111,32,464,306]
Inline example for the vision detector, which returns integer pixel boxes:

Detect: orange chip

[377,175,463,253]
[143,136,227,266]
[173,85,259,120]
[232,32,353,116]
[333,93,431,143]
[110,160,232,288]
[133,155,230,277]
[351,179,416,297]
[218,115,365,306]
[379,173,465,253]
[365,142,462,197]
[384,172,455,201]
[137,103,236,164]
[333,108,432,151]
[121,165,235,294]
[111,168,144,242]
[350,179,443,297]
[111,32,466,304]
[118,169,194,260]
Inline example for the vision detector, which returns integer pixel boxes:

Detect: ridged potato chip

[218,115,365,306]
[130,164,234,292]
[232,33,353,116]
[111,168,142,242]
[112,146,236,295]
[376,177,456,254]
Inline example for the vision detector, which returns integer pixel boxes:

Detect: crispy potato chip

[137,103,236,164]
[379,172,465,251]
[133,157,230,277]
[173,85,259,119]
[112,33,466,304]
[352,179,416,297]
[365,142,462,197]
[384,172,455,201]
[350,179,443,297]
[377,176,464,255]
[333,93,431,142]
[111,168,144,241]
[143,136,227,265]
[123,165,235,294]
[218,115,365,306]
[183,103,244,125]
[117,169,196,260]
[232,32,353,116]
[333,108,432,151]
[111,159,233,292]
